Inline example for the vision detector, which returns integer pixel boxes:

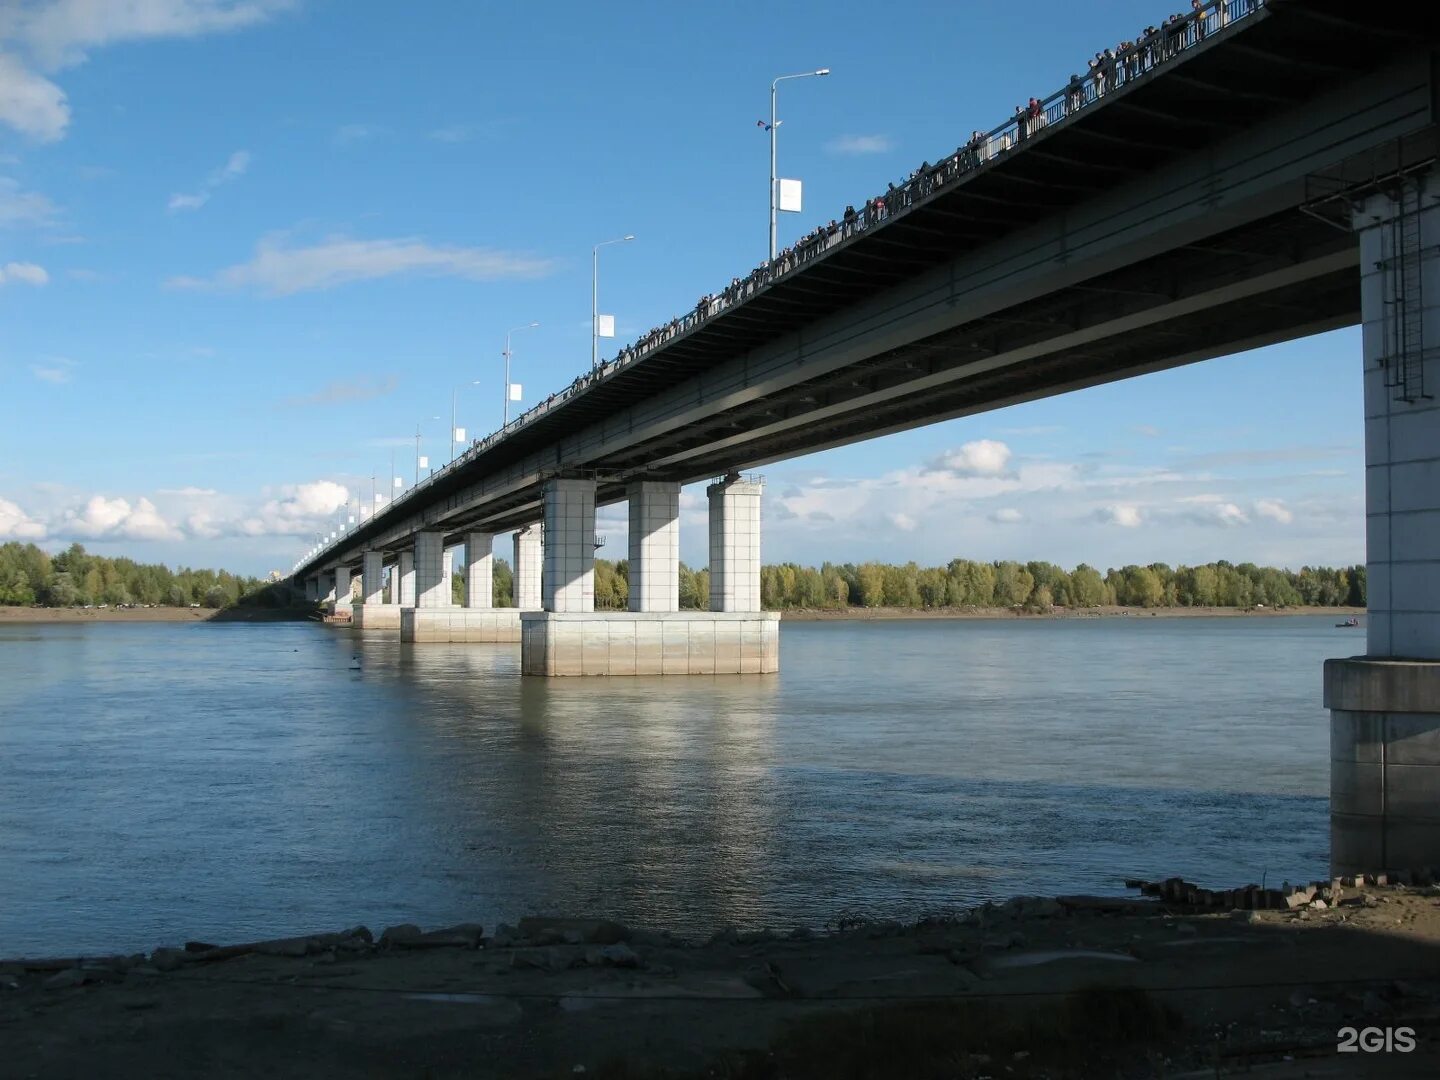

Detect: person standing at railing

[1164,14,1184,59]
[1191,0,1207,39]
[1027,97,1044,134]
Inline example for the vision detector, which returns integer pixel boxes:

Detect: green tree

[1068,564,1107,607]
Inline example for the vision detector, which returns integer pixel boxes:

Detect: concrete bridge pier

[1328,174,1440,876]
[513,524,544,611]
[465,532,493,609]
[522,474,778,676]
[304,576,319,604]
[401,529,523,643]
[351,550,400,629]
[332,565,352,615]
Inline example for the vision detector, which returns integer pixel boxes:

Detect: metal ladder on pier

[1380,178,1433,403]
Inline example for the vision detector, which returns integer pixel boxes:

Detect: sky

[0,0,1364,577]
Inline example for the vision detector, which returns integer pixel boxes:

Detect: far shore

[1,603,1366,626]
[780,603,1365,621]
[0,605,311,624]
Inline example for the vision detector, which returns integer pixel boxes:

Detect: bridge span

[291,0,1440,876]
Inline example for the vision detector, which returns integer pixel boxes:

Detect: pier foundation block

[351,603,402,630]
[521,611,779,676]
[1327,658,1440,876]
[401,607,521,643]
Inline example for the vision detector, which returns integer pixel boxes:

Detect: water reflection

[0,617,1336,956]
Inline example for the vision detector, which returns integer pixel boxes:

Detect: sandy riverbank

[4,877,1437,1078]
[0,605,215,623]
[781,605,1366,622]
[0,605,316,624]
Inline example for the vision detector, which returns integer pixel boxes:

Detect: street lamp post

[769,68,831,262]
[415,416,440,485]
[502,322,540,427]
[451,380,481,462]
[592,235,634,368]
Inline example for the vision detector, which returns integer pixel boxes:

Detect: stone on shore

[517,918,627,945]
[585,943,641,969]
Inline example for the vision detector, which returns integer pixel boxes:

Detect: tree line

[458,557,1364,611]
[4,540,1364,612]
[0,542,267,609]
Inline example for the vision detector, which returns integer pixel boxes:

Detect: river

[0,615,1348,956]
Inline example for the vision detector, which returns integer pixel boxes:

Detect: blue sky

[0,0,1362,576]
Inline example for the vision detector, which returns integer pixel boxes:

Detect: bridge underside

[444,203,1369,536]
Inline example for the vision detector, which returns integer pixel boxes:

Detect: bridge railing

[301,0,1261,572]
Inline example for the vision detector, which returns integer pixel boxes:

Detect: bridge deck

[299,0,1436,571]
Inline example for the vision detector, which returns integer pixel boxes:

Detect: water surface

[0,615,1346,955]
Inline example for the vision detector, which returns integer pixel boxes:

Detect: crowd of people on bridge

[352,0,1253,532]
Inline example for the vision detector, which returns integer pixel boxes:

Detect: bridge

[290,0,1439,876]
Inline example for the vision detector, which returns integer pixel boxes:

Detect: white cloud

[1175,495,1249,527]
[59,495,181,541]
[167,148,249,212]
[331,123,379,146]
[0,2,292,141]
[1133,424,1161,437]
[826,134,893,156]
[1096,504,1144,528]
[239,480,349,537]
[0,496,47,539]
[30,358,74,382]
[0,260,47,285]
[0,176,59,227]
[933,439,1012,477]
[168,233,558,295]
[1255,498,1294,524]
[887,511,918,532]
[989,507,1024,524]
[0,52,68,141]
[0,476,360,549]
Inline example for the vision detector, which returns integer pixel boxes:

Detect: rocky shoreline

[4,878,1439,1078]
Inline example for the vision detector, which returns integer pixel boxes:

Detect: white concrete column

[305,577,319,602]
[542,478,596,613]
[628,479,680,612]
[397,551,416,608]
[361,551,385,605]
[707,476,763,611]
[321,572,336,605]
[1328,175,1440,875]
[465,531,494,609]
[513,525,544,610]
[333,566,352,609]
[1356,178,1440,660]
[414,531,449,608]
[442,548,454,604]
